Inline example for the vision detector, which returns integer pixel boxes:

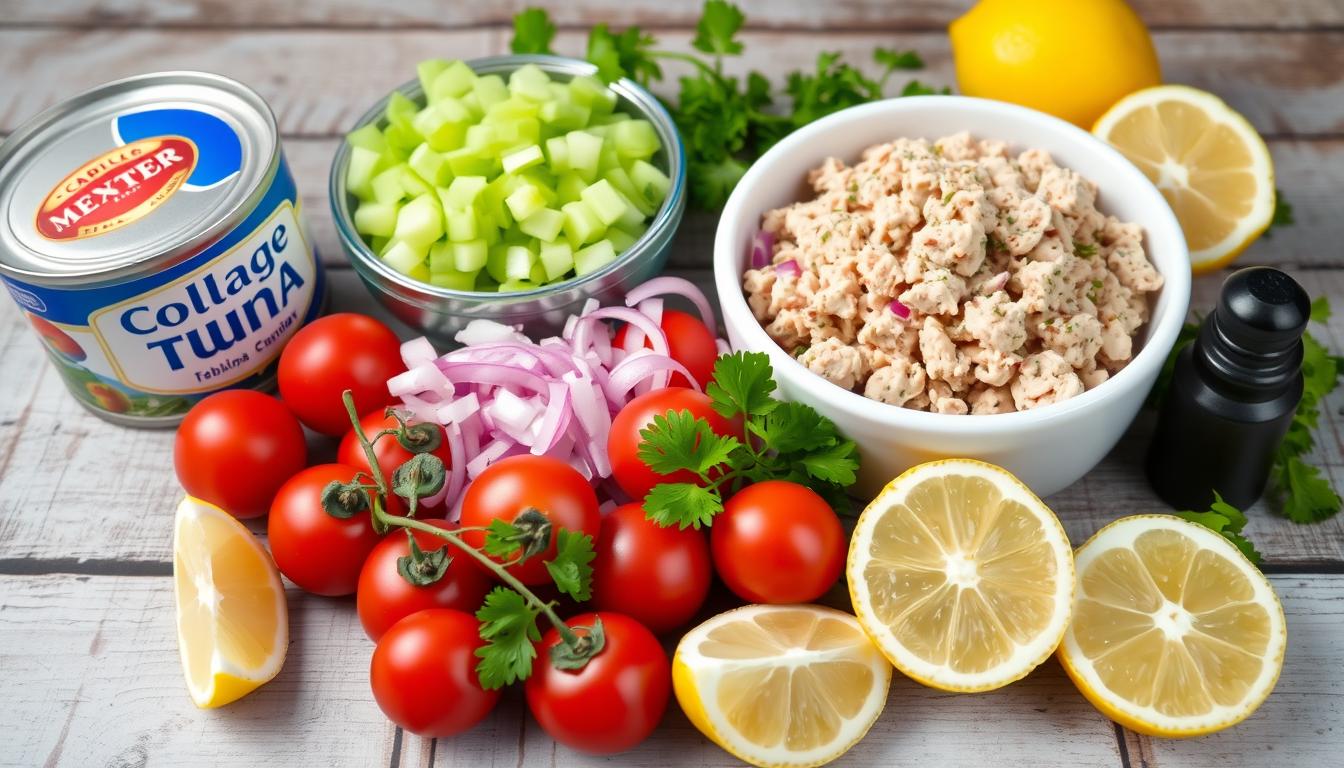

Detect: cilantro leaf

[691,0,745,57]
[873,48,924,71]
[483,510,551,563]
[511,8,556,55]
[643,482,723,529]
[1263,189,1294,237]
[636,409,740,477]
[587,24,661,85]
[1177,492,1262,566]
[544,529,596,601]
[707,351,778,418]
[751,401,835,453]
[785,52,885,128]
[900,80,952,97]
[799,440,860,486]
[688,157,749,210]
[1311,296,1331,324]
[1276,458,1341,524]
[474,587,542,689]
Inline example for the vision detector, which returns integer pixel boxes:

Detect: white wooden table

[2,2,1343,766]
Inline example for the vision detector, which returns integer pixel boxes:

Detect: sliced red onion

[984,270,1010,294]
[715,338,731,356]
[624,276,715,329]
[423,422,464,510]
[455,319,529,346]
[776,259,801,278]
[436,393,479,425]
[572,306,669,357]
[400,337,438,369]
[749,230,775,269]
[467,438,515,479]
[607,351,698,401]
[888,299,912,320]
[388,363,450,398]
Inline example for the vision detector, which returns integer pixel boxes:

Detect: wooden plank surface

[7,0,1344,30]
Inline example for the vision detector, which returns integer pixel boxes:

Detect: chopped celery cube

[505,245,536,281]
[458,91,483,120]
[393,195,443,248]
[519,207,564,242]
[383,240,427,274]
[445,175,488,208]
[509,64,553,102]
[598,145,621,173]
[353,201,400,238]
[385,91,419,131]
[445,207,478,242]
[443,147,496,177]
[346,146,382,200]
[610,119,660,159]
[407,262,431,284]
[428,60,477,101]
[414,99,471,152]
[602,166,652,215]
[479,213,501,245]
[566,131,603,181]
[500,279,539,292]
[579,179,628,226]
[430,269,479,291]
[486,243,510,283]
[568,76,616,113]
[501,144,544,175]
[591,111,631,126]
[613,189,647,231]
[417,59,451,96]
[561,201,606,247]
[629,159,671,204]
[408,144,450,186]
[574,240,617,276]
[540,99,591,131]
[484,98,540,124]
[556,172,586,205]
[473,74,509,110]
[452,239,488,272]
[607,226,641,253]
[346,123,388,153]
[383,122,421,153]
[492,117,541,150]
[529,260,547,284]
[369,236,389,254]
[372,166,407,204]
[400,167,434,198]
[464,124,500,150]
[428,241,454,272]
[544,136,569,173]
[538,241,574,281]
[505,184,546,220]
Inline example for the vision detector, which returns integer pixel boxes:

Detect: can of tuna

[0,71,325,427]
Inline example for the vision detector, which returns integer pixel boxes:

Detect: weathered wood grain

[0,29,1341,138]
[7,0,1343,30]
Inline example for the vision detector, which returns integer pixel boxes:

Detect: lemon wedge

[173,496,288,708]
[672,605,891,768]
[847,459,1074,692]
[1058,515,1286,736]
[1093,84,1276,274]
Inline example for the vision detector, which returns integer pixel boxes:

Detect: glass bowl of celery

[330,54,687,339]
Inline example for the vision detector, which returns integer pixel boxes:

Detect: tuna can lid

[0,71,278,285]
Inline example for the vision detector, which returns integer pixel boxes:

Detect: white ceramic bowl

[714,96,1191,499]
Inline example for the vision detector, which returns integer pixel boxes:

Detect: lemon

[1093,85,1276,274]
[847,459,1074,692]
[1058,515,1286,737]
[672,605,892,768]
[949,0,1161,127]
[173,496,288,708]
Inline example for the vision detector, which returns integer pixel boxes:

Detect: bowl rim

[329,53,687,303]
[713,94,1192,434]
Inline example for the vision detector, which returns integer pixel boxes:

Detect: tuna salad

[742,132,1164,414]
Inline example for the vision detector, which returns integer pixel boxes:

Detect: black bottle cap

[1199,267,1310,391]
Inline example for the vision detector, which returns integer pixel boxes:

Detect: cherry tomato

[357,520,493,642]
[608,388,741,501]
[613,309,718,389]
[370,609,500,737]
[339,410,452,513]
[268,464,381,596]
[278,313,404,436]
[591,503,711,634]
[711,480,845,604]
[174,390,306,519]
[459,456,600,585]
[525,612,669,754]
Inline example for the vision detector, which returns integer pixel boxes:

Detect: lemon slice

[672,605,891,768]
[173,496,288,708]
[1093,84,1276,274]
[847,459,1074,692]
[1058,515,1286,736]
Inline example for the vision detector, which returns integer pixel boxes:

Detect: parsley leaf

[1277,458,1340,524]
[900,80,952,97]
[750,401,834,453]
[1263,189,1295,238]
[691,0,745,57]
[587,24,661,85]
[1311,296,1331,324]
[873,48,924,71]
[1177,492,1262,566]
[636,409,740,477]
[799,440,860,486]
[644,482,723,529]
[544,529,597,601]
[510,8,556,55]
[707,350,778,418]
[474,587,542,689]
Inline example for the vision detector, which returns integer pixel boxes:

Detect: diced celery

[478,213,501,245]
[369,236,389,254]
[417,59,451,97]
[408,144,450,186]
[346,146,382,200]
[508,64,553,102]
[540,99,591,131]
[414,99,471,152]
[544,136,570,173]
[568,75,616,114]
[428,60,477,101]
[430,269,479,291]
[400,167,434,198]
[493,118,541,150]
[497,279,536,292]
[606,225,643,253]
[458,91,483,120]
[602,166,652,215]
[519,207,564,242]
[504,245,536,281]
[385,91,419,131]
[346,123,388,153]
[452,239,488,272]
[610,119,660,159]
[472,74,510,111]
[407,262,432,284]
[484,98,540,124]
[393,194,443,248]
[538,241,574,281]
[464,124,500,151]
[574,240,617,276]
[383,122,421,154]
[501,144,544,175]
[445,207,478,242]
[613,189,647,231]
[598,145,622,173]
[505,184,546,220]
[561,201,606,247]
[579,179,628,226]
[629,159,671,204]
[444,175,488,208]
[566,131,603,181]
[353,201,400,238]
[443,146,496,177]
[383,240,427,274]
[372,166,407,204]
[428,241,454,272]
[591,111,631,126]
[486,243,510,283]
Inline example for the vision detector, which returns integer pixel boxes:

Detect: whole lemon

[949,0,1161,127]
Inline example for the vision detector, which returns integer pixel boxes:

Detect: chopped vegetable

[1177,492,1263,566]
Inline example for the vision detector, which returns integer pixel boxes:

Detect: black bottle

[1146,267,1310,510]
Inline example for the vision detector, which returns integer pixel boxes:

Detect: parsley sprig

[510,2,944,209]
[638,351,860,529]
[1178,492,1263,566]
[323,392,600,689]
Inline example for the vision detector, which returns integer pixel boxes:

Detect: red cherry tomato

[711,480,845,604]
[370,609,500,737]
[608,388,741,500]
[357,520,493,642]
[459,456,600,585]
[591,503,711,634]
[613,309,718,389]
[174,390,306,519]
[339,410,452,513]
[268,464,381,596]
[278,313,404,436]
[525,612,670,754]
